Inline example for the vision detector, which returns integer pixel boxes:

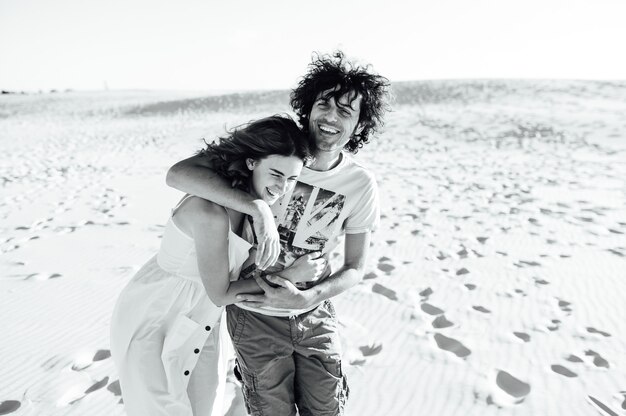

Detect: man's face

[308,88,363,153]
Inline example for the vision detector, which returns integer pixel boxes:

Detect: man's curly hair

[198,115,313,191]
[290,51,391,154]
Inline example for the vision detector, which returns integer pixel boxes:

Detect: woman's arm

[166,154,279,270]
[184,197,263,306]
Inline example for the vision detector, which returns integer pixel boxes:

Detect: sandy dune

[1,81,625,415]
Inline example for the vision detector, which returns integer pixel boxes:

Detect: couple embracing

[110,51,390,416]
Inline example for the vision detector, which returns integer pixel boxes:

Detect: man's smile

[318,124,340,135]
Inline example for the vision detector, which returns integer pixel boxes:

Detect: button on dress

[110,197,251,416]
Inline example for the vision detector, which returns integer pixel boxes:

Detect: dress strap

[170,194,195,217]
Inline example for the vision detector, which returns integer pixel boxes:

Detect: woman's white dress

[110,197,251,416]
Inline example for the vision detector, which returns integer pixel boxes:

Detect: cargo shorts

[226,300,349,416]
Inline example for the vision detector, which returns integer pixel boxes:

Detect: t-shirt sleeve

[344,172,380,234]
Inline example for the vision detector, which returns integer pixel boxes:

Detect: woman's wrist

[250,199,271,219]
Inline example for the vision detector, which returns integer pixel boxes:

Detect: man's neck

[309,150,343,172]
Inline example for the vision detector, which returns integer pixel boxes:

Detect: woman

[110,115,314,416]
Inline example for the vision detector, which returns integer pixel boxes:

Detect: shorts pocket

[226,305,247,345]
[237,365,264,416]
[338,363,349,414]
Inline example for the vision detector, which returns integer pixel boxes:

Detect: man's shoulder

[340,154,378,186]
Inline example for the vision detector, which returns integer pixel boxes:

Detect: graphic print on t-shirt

[240,181,346,282]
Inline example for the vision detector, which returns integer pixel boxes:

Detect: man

[166,51,390,415]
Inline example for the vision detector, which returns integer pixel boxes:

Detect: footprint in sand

[551,364,577,378]
[587,327,612,337]
[350,343,383,366]
[359,343,383,357]
[513,332,530,342]
[363,272,377,280]
[377,262,395,275]
[533,276,550,286]
[25,273,62,281]
[436,251,449,261]
[565,354,584,363]
[107,379,122,397]
[476,236,489,244]
[432,315,454,329]
[84,376,109,394]
[472,306,491,314]
[464,283,477,290]
[547,319,561,331]
[455,267,470,276]
[558,299,573,313]
[495,370,531,404]
[419,287,433,299]
[587,395,620,416]
[64,376,110,406]
[0,401,21,415]
[433,333,471,358]
[585,350,610,368]
[421,303,444,315]
[371,283,398,301]
[514,260,542,268]
[71,349,111,371]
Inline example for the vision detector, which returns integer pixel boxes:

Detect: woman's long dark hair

[198,115,313,190]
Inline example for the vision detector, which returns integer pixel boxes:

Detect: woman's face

[247,155,304,205]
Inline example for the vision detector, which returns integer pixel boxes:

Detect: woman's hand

[236,275,316,310]
[278,251,329,287]
[251,199,280,270]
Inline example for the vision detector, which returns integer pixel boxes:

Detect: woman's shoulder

[174,196,230,233]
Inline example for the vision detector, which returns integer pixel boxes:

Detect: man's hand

[278,252,329,286]
[251,200,279,270]
[235,275,316,310]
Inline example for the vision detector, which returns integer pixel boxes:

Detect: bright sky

[1,0,625,92]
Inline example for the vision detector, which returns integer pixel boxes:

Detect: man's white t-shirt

[237,152,380,317]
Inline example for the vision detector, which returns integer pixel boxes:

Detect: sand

[1,81,625,415]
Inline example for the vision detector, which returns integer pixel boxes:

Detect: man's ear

[246,158,257,170]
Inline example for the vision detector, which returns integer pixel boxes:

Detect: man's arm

[166,154,279,269]
[237,232,371,309]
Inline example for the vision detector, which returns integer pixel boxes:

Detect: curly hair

[290,51,391,153]
[198,115,313,191]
